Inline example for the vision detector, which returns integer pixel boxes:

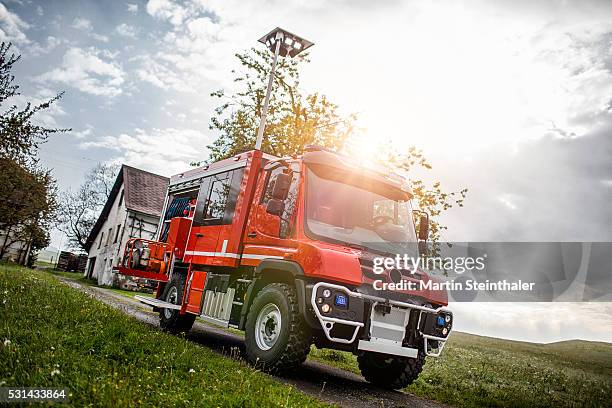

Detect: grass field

[0,265,327,407]
[2,264,610,407]
[309,325,612,407]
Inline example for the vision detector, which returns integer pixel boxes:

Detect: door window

[261,164,300,238]
[193,167,245,227]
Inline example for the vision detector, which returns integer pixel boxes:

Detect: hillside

[312,325,611,407]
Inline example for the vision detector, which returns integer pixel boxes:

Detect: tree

[207,48,355,161]
[0,158,56,261]
[56,163,119,251]
[0,42,65,264]
[208,47,468,243]
[382,146,468,245]
[0,43,67,167]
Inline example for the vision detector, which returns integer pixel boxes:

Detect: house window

[114,225,121,243]
[98,232,104,249]
[106,228,112,246]
[118,189,124,207]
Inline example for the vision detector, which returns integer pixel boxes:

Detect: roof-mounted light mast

[254,27,314,151]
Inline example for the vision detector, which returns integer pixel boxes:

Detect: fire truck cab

[115,146,453,389]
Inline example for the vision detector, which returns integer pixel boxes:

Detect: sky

[1,0,611,342]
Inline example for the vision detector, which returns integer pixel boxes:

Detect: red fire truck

[116,146,452,389]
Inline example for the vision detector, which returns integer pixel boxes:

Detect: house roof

[122,166,169,216]
[84,165,169,251]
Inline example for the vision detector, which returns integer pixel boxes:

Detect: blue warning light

[437,315,446,327]
[334,294,348,307]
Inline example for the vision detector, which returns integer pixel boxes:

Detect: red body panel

[167,217,192,259]
[185,270,207,314]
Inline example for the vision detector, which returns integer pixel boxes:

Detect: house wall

[85,184,161,286]
[0,227,30,264]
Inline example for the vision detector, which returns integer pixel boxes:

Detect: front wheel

[159,274,195,334]
[358,349,426,389]
[244,283,311,373]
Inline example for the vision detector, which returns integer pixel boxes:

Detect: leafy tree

[207,48,355,161]
[56,163,119,251]
[0,42,65,264]
[0,43,67,167]
[0,158,56,260]
[208,47,467,243]
[382,146,468,245]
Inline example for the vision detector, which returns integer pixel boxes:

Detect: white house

[84,165,168,286]
[0,227,33,265]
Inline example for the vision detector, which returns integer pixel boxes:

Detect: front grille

[357,255,431,306]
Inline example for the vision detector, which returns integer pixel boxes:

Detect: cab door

[242,162,300,263]
[185,169,245,266]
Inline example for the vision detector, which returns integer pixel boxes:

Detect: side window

[193,168,245,227]
[98,232,104,249]
[262,164,300,238]
[204,174,230,220]
[262,167,285,205]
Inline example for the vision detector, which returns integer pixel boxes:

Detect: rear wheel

[159,273,195,334]
[358,349,426,389]
[244,283,311,373]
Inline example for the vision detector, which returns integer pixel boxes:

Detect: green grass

[33,260,57,268]
[310,332,612,408]
[45,269,86,280]
[0,265,328,407]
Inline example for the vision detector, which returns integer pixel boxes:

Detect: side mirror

[271,173,291,200]
[266,198,285,216]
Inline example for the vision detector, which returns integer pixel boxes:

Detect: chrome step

[135,295,181,310]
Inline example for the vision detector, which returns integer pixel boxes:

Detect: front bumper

[310,282,453,358]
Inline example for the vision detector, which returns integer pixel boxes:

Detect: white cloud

[37,47,125,98]
[0,3,29,44]
[127,3,139,13]
[452,302,612,343]
[81,127,212,176]
[71,17,92,31]
[36,5,44,16]
[28,36,62,57]
[72,124,94,139]
[6,88,66,128]
[133,54,192,92]
[146,0,188,26]
[90,33,109,42]
[115,23,138,38]
[71,17,109,42]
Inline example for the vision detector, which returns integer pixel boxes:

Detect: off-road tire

[358,349,426,389]
[244,283,311,373]
[159,273,196,334]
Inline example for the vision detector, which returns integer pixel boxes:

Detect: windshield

[304,166,417,253]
